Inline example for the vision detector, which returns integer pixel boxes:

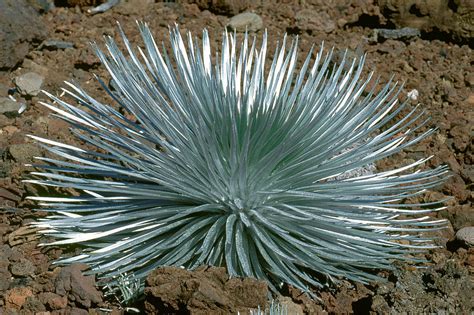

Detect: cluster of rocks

[0,214,106,314]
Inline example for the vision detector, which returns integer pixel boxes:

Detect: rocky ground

[0,0,473,314]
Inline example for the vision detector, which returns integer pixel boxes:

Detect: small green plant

[27,22,448,301]
[102,272,142,308]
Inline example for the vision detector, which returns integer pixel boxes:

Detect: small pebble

[14,72,44,97]
[228,12,263,32]
[88,0,120,14]
[456,226,474,246]
[39,40,74,50]
[373,27,420,42]
[0,97,24,117]
[407,89,419,101]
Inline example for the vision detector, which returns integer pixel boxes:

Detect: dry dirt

[0,0,472,314]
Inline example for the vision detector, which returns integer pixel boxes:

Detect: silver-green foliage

[28,22,449,296]
[103,272,142,307]
[248,300,288,315]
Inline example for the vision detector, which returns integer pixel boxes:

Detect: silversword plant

[27,22,449,299]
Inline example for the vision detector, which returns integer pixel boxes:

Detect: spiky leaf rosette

[28,22,449,296]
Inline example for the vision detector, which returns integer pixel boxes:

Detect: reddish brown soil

[0,0,472,314]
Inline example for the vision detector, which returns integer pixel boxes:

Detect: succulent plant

[27,22,449,298]
[248,300,287,315]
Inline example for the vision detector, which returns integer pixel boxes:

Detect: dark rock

[144,266,268,314]
[9,258,35,277]
[373,27,420,42]
[0,0,48,70]
[55,264,102,308]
